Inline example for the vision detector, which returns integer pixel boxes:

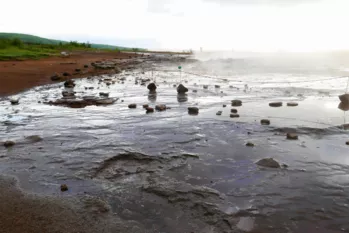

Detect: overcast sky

[1,0,348,51]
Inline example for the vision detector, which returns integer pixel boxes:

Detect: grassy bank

[0,34,145,60]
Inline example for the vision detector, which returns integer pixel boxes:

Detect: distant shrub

[11,38,23,48]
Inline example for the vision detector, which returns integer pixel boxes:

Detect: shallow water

[1,55,349,232]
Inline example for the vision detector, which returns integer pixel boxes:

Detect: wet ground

[1,54,349,232]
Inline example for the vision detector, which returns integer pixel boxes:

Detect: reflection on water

[1,57,349,232]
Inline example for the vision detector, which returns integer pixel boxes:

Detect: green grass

[0,33,147,60]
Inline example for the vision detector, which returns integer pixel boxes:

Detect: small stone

[64,80,75,88]
[215,85,220,88]
[261,119,270,125]
[177,84,188,94]
[256,158,280,168]
[286,133,298,140]
[269,102,283,107]
[10,99,19,105]
[84,64,89,68]
[230,114,240,118]
[203,85,209,89]
[155,104,167,111]
[128,104,137,109]
[231,100,242,106]
[50,73,61,81]
[106,82,111,86]
[346,141,349,145]
[75,68,81,72]
[282,164,289,168]
[60,184,68,192]
[216,111,222,116]
[246,142,255,147]
[4,141,15,148]
[143,104,149,108]
[287,102,298,107]
[146,107,154,113]
[99,92,109,97]
[193,90,198,93]
[188,107,199,115]
[223,104,226,108]
[63,72,71,77]
[147,83,157,92]
[231,109,238,113]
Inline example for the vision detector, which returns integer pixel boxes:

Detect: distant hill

[0,33,139,50]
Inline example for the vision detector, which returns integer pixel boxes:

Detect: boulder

[269,102,283,107]
[128,104,137,109]
[177,84,188,94]
[4,141,15,148]
[60,184,68,192]
[287,102,298,107]
[147,83,157,92]
[231,109,238,113]
[256,158,280,168]
[230,114,240,118]
[216,111,222,116]
[339,94,349,104]
[146,107,154,113]
[64,80,75,88]
[155,104,167,111]
[99,92,109,97]
[10,99,19,105]
[246,142,255,147]
[261,119,270,125]
[287,133,298,140]
[231,100,242,107]
[188,107,199,115]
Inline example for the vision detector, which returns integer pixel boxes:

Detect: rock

[95,98,117,105]
[203,85,208,89]
[25,135,43,143]
[155,104,167,111]
[339,94,349,104]
[231,109,238,113]
[106,82,111,86]
[193,90,198,93]
[177,84,188,94]
[64,80,75,88]
[75,68,81,72]
[215,85,220,88]
[287,102,298,107]
[346,141,349,145]
[338,102,349,111]
[84,64,89,68]
[50,74,61,81]
[143,104,149,108]
[231,100,242,106]
[269,102,283,107]
[63,72,71,77]
[60,184,68,192]
[216,111,222,116]
[99,92,109,97]
[188,107,199,115]
[173,84,176,88]
[256,158,280,168]
[10,99,19,105]
[246,142,255,147]
[128,104,137,109]
[223,104,226,108]
[4,141,15,148]
[261,119,270,125]
[230,114,240,118]
[287,133,298,140]
[114,66,122,74]
[147,83,157,92]
[62,91,75,97]
[146,107,154,113]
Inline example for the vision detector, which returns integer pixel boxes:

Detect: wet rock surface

[269,102,283,107]
[231,100,242,106]
[231,109,238,113]
[177,84,188,94]
[155,104,167,111]
[256,158,281,168]
[147,83,157,92]
[230,113,240,118]
[128,104,137,109]
[287,102,299,107]
[261,119,270,125]
[188,107,199,115]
